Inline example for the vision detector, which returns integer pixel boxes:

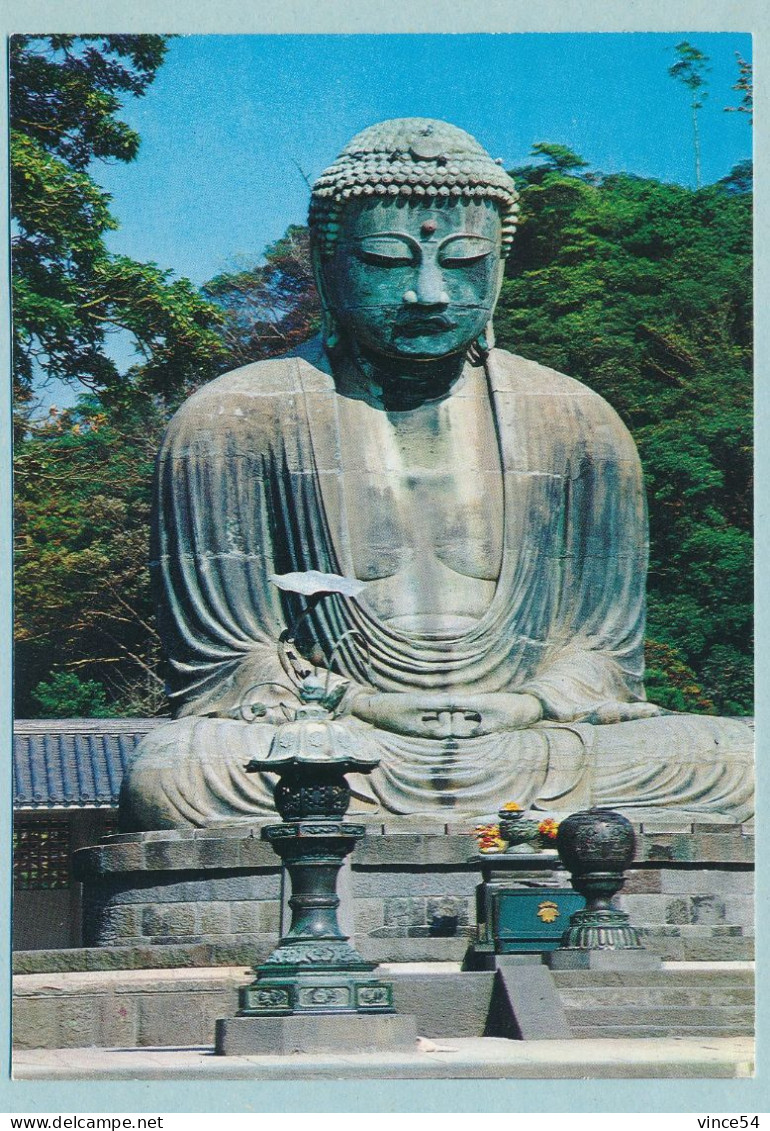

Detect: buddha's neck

[334,343,468,411]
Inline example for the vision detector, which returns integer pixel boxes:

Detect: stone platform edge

[73,820,755,877]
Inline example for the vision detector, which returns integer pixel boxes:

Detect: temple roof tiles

[13,719,167,809]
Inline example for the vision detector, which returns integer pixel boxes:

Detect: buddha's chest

[335,388,504,584]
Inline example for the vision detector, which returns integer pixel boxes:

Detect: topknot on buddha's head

[309,118,519,259]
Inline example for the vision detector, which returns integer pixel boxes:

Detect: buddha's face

[324,197,503,360]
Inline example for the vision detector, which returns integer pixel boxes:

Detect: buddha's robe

[119,340,753,829]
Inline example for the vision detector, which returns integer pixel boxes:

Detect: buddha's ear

[494,254,506,305]
[467,321,494,366]
[311,242,342,355]
[468,258,504,365]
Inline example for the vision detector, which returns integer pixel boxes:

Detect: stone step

[563,1005,751,1028]
[559,986,753,1008]
[551,967,753,988]
[12,942,267,975]
[638,925,746,938]
[554,965,753,1039]
[569,1024,755,1040]
[642,937,754,961]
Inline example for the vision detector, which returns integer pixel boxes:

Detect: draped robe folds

[118,340,754,829]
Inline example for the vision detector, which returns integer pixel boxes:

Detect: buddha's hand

[350,691,543,738]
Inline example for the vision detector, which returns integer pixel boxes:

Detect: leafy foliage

[14,397,167,716]
[643,641,715,714]
[11,35,226,415]
[30,671,115,718]
[12,35,227,715]
[10,35,167,169]
[202,226,321,368]
[669,40,710,106]
[725,52,753,122]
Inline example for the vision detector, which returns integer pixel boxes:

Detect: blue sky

[95,32,753,288]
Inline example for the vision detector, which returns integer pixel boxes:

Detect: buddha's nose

[403,260,449,307]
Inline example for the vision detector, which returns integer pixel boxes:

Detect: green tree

[30,671,115,718]
[12,36,227,717]
[11,35,226,418]
[14,396,167,716]
[725,52,753,123]
[202,226,321,369]
[644,641,715,714]
[668,41,711,188]
[718,159,752,195]
[530,143,590,173]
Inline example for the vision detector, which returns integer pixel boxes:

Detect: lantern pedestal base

[215,1011,418,1056]
[238,968,397,1016]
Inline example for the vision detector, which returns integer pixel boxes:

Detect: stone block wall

[75,826,282,960]
[68,820,754,966]
[619,823,754,961]
[351,823,755,963]
[351,832,479,962]
[617,858,754,961]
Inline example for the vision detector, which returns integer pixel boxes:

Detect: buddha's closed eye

[438,235,494,266]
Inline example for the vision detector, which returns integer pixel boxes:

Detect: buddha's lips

[396,315,458,336]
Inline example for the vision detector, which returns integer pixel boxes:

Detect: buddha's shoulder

[489,349,637,452]
[490,348,603,400]
[491,349,627,414]
[166,339,331,424]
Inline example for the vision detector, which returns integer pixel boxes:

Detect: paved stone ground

[13,1036,754,1080]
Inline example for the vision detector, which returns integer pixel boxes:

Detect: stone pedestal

[72,825,283,963]
[215,1011,417,1055]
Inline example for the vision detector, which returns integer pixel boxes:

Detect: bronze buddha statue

[119,118,752,829]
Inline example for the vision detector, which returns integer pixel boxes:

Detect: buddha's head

[309,118,518,364]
